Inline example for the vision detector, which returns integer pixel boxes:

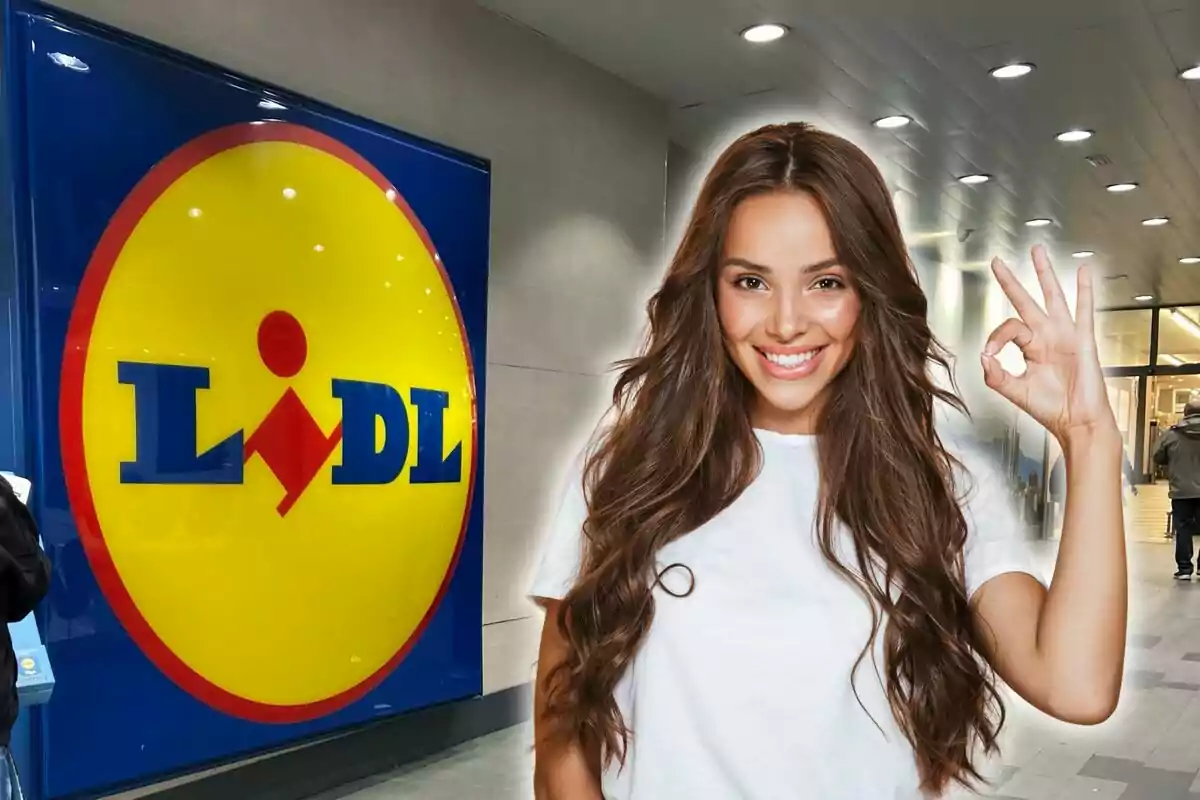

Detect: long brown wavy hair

[541,122,1004,795]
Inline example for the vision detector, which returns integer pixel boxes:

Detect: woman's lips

[755,346,826,380]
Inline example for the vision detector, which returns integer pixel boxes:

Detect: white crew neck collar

[754,428,818,447]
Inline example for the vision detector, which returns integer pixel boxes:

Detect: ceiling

[478,0,1200,309]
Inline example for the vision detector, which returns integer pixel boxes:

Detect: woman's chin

[750,389,825,430]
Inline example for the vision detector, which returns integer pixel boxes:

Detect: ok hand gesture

[981,245,1118,445]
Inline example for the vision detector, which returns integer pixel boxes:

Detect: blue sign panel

[2,3,489,796]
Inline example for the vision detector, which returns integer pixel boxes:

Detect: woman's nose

[767,292,808,341]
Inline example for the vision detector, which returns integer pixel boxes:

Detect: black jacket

[1153,415,1200,499]
[0,475,49,744]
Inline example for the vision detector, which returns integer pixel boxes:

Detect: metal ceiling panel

[478,0,1200,307]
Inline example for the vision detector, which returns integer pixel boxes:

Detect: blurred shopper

[1152,399,1200,579]
[531,123,1125,800]
[0,474,48,800]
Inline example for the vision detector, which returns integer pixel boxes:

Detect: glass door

[1107,376,1138,461]
[1145,375,1200,478]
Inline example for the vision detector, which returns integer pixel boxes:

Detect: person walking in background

[1152,399,1200,579]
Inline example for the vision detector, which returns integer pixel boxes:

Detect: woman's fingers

[981,348,1026,407]
[992,257,1048,328]
[982,317,1036,408]
[982,317,1035,408]
[1032,244,1072,320]
[1075,262,1095,343]
[983,317,1035,359]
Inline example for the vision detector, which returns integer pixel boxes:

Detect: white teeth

[764,349,818,368]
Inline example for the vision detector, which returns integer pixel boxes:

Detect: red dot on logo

[258,311,307,378]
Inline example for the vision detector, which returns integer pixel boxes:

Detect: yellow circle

[76,133,474,712]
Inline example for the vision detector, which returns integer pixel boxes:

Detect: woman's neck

[750,399,820,435]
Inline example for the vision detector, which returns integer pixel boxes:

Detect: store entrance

[1118,376,1200,544]
[1050,305,1200,541]
[1144,374,1200,480]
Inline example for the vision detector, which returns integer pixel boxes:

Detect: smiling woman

[530,122,1126,800]
[717,193,860,434]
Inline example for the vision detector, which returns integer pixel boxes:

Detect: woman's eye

[736,276,766,291]
[813,277,844,291]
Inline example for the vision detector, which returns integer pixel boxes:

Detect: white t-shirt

[530,428,1043,800]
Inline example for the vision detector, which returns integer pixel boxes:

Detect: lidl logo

[118,307,463,515]
[60,122,477,723]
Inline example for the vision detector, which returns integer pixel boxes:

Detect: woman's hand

[981,245,1118,446]
[974,246,1127,728]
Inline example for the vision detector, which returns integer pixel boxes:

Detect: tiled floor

[331,507,1200,799]
[317,723,534,799]
[1126,483,1173,544]
[944,537,1200,800]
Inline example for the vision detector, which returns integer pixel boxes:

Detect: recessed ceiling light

[873,115,912,129]
[740,23,789,43]
[1134,294,1155,302]
[1025,218,1053,227]
[1143,216,1170,226]
[1106,182,1139,193]
[1056,129,1094,143]
[1181,257,1200,264]
[1072,251,1095,258]
[958,173,991,185]
[1180,65,1200,80]
[990,63,1034,79]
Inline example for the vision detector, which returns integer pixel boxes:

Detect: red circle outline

[59,122,480,724]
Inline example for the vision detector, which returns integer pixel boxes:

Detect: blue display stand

[0,2,490,798]
[12,614,54,708]
[9,588,54,800]
[0,472,54,798]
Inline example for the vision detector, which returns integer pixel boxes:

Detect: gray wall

[47,0,670,694]
[665,140,698,251]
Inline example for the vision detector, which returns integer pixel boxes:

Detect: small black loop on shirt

[654,562,696,598]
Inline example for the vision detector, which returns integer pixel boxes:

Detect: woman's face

[716,190,861,434]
